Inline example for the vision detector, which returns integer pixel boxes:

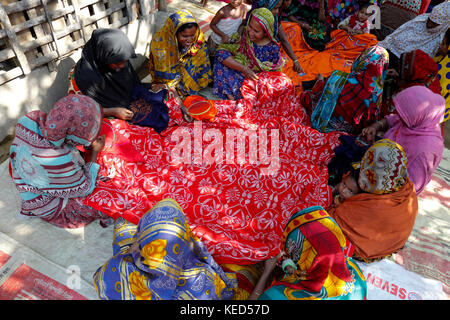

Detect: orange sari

[280,22,378,90]
[328,179,418,260]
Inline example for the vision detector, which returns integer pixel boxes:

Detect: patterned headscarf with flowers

[356,139,409,194]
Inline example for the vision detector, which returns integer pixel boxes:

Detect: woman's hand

[106,107,134,121]
[263,252,284,274]
[293,60,304,73]
[242,66,259,81]
[179,99,194,123]
[361,123,379,143]
[151,83,167,93]
[221,34,231,44]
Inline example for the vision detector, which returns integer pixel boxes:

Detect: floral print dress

[213,42,281,100]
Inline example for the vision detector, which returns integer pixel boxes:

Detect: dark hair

[176,22,198,35]
[349,166,362,192]
[358,1,372,11]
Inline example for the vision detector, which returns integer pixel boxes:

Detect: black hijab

[74,28,140,109]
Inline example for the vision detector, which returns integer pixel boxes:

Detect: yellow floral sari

[93,199,234,300]
[149,9,212,96]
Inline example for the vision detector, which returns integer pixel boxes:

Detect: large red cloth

[83,72,341,264]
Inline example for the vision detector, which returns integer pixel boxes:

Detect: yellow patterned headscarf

[149,9,211,95]
[357,139,408,195]
[217,7,284,72]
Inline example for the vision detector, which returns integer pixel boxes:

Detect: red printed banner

[0,249,91,300]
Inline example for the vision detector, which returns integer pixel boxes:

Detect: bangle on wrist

[281,258,297,273]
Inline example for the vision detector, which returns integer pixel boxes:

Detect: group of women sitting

[7,0,449,300]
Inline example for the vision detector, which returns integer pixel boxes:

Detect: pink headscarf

[39,94,103,147]
[384,86,445,194]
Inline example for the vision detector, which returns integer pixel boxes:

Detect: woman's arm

[288,15,312,31]
[278,27,303,73]
[361,118,388,143]
[248,255,280,300]
[318,0,326,22]
[221,55,259,80]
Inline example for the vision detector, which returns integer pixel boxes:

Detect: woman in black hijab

[73,28,169,133]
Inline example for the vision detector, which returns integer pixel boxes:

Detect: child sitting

[337,2,374,35]
[207,0,248,61]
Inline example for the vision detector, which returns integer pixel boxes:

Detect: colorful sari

[213,8,284,99]
[304,45,388,134]
[329,139,419,261]
[93,199,235,300]
[149,9,212,96]
[259,206,367,300]
[9,94,111,229]
[249,0,283,40]
[279,23,377,91]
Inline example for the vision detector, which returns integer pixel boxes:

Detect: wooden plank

[2,0,41,15]
[28,50,57,68]
[47,4,75,20]
[0,66,23,85]
[2,0,36,65]
[10,14,46,34]
[137,0,151,16]
[80,2,125,26]
[39,0,62,58]
[124,0,137,22]
[71,0,88,43]
[0,4,30,74]
[28,37,83,69]
[109,16,128,29]
[77,0,102,10]
[0,47,14,62]
[92,0,109,28]
[25,4,56,71]
[19,34,53,51]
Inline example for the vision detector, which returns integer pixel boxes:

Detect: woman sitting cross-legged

[9,94,112,229]
[93,199,235,300]
[149,9,213,122]
[71,28,169,134]
[248,206,367,300]
[299,45,389,134]
[212,7,285,100]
